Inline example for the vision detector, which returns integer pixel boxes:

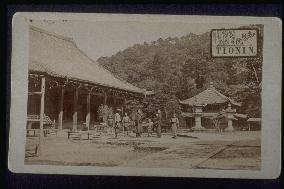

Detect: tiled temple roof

[180,84,241,107]
[29,26,144,94]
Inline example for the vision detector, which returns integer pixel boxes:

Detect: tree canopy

[97,25,263,118]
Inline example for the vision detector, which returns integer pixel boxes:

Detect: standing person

[114,109,121,138]
[156,110,162,138]
[122,112,131,137]
[135,109,143,137]
[147,118,154,137]
[170,113,179,139]
[107,113,114,134]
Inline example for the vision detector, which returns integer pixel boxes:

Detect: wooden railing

[27,114,55,126]
[27,114,56,137]
[26,129,58,137]
[67,131,100,140]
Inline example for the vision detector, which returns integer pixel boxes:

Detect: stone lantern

[193,105,204,129]
[225,103,236,131]
[192,97,205,130]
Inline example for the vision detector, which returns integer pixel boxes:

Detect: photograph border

[8,12,282,179]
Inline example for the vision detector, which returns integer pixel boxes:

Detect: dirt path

[25,131,261,170]
[196,139,261,170]
[120,139,260,170]
[120,141,231,168]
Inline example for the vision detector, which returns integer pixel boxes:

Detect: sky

[31,20,239,61]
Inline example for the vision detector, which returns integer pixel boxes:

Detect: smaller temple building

[180,83,247,131]
[247,118,261,131]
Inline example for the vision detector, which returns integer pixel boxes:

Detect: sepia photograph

[9,13,281,178]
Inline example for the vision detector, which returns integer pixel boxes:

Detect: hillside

[97,27,262,117]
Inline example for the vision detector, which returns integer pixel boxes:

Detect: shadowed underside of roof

[29,26,144,94]
[179,86,241,106]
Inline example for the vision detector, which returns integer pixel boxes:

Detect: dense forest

[97,25,263,120]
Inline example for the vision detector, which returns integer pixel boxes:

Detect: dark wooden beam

[86,92,91,130]
[37,77,45,157]
[103,93,107,105]
[72,87,79,131]
[58,86,64,131]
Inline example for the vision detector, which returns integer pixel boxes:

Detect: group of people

[111,109,180,139]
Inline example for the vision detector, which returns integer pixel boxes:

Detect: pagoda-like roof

[179,84,241,106]
[29,26,144,94]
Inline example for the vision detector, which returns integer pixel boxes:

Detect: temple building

[180,83,247,131]
[27,26,146,131]
[247,118,261,131]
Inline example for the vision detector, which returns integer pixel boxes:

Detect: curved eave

[29,70,144,96]
[180,101,241,107]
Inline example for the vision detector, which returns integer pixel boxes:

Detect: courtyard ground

[25,130,261,170]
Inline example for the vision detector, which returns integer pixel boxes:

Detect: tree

[97,26,263,117]
[97,104,113,123]
[195,71,205,89]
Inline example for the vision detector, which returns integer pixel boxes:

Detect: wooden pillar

[122,97,126,115]
[103,93,107,105]
[27,122,33,129]
[58,87,64,131]
[37,77,45,157]
[86,92,91,130]
[113,97,117,111]
[73,87,79,131]
[165,109,168,120]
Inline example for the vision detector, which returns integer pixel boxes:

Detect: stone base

[225,126,234,131]
[191,126,206,131]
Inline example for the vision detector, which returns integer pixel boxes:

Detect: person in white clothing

[114,110,121,138]
[122,112,131,136]
[170,113,179,139]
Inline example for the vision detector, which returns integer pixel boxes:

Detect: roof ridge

[181,87,211,102]
[209,87,230,100]
[210,87,241,106]
[30,25,74,43]
[71,40,143,92]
